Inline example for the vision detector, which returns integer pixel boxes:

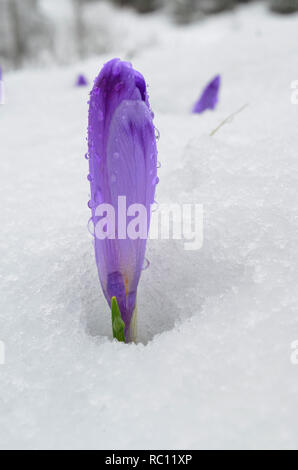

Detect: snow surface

[1,3,298,450]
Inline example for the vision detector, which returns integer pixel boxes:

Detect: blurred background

[1,0,298,70]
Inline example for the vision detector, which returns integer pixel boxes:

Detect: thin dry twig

[210,104,249,137]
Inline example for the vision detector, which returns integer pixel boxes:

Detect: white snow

[1,3,298,450]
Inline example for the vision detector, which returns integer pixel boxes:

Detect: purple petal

[76,74,88,87]
[88,59,157,340]
[193,75,221,114]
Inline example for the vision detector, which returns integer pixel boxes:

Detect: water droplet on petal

[87,174,93,182]
[151,200,159,213]
[111,173,117,184]
[87,200,93,209]
[114,82,123,92]
[87,217,95,237]
[94,189,102,204]
[113,62,121,76]
[142,258,150,271]
[92,87,100,97]
[113,152,120,160]
[157,161,161,169]
[152,176,159,186]
[155,127,160,141]
[85,153,89,160]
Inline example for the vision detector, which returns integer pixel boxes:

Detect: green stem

[111,296,125,343]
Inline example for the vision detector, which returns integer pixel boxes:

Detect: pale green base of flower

[111,297,125,343]
[127,305,137,344]
[111,297,137,344]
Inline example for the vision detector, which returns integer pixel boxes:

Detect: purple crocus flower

[88,58,158,342]
[192,75,221,114]
[76,74,88,87]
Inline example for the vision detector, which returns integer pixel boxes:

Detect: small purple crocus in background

[76,74,88,87]
[88,58,158,343]
[192,75,221,114]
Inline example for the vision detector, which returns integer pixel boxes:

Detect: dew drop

[142,258,150,271]
[94,189,102,204]
[114,82,123,92]
[87,174,93,182]
[87,200,93,209]
[151,200,159,213]
[152,176,159,186]
[157,161,161,169]
[87,217,95,237]
[85,153,89,160]
[93,87,100,97]
[113,152,120,160]
[155,127,160,141]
